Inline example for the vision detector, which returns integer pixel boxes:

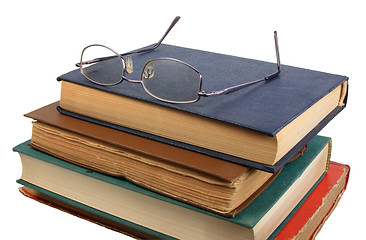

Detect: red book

[274,161,350,240]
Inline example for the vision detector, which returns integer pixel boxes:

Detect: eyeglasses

[77,16,281,104]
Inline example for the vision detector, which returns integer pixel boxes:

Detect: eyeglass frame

[77,16,281,104]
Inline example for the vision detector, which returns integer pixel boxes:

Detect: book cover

[14,135,331,239]
[270,161,350,239]
[57,43,348,172]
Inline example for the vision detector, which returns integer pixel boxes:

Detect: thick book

[24,102,306,216]
[57,43,348,172]
[18,161,349,240]
[14,135,331,240]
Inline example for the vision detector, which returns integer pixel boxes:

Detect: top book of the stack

[57,43,348,172]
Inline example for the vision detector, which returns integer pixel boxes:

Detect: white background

[1,1,364,239]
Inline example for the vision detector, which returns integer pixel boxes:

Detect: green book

[14,136,331,240]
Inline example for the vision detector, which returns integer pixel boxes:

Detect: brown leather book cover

[25,101,251,183]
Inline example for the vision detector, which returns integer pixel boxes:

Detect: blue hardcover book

[57,43,348,172]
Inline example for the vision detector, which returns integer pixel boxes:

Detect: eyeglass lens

[81,45,124,85]
[142,59,201,103]
[81,45,202,103]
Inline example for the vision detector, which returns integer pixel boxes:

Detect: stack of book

[14,43,350,239]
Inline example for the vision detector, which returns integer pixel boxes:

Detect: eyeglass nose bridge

[119,54,143,84]
[121,55,143,83]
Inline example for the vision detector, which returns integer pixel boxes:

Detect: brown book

[23,102,305,217]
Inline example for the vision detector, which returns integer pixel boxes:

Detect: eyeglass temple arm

[121,16,181,56]
[75,16,181,67]
[199,31,281,97]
